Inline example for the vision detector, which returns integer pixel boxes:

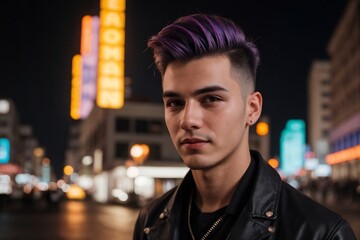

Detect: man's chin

[181,158,214,171]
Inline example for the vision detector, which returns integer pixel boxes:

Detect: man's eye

[202,96,221,104]
[166,99,184,108]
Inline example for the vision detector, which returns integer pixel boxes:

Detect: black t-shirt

[180,158,257,240]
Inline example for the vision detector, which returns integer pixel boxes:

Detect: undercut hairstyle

[147,13,260,93]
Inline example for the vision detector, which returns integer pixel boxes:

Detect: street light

[256,121,269,136]
[82,155,93,175]
[33,147,45,158]
[130,144,149,165]
[64,165,74,176]
[82,156,93,166]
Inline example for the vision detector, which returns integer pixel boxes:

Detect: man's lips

[181,137,208,144]
[179,138,210,151]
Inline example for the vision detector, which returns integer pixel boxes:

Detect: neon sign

[81,16,100,118]
[96,0,126,109]
[70,55,82,120]
[0,138,10,164]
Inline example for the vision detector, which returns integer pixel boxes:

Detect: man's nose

[179,101,202,130]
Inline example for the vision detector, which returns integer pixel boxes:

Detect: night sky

[0,0,348,177]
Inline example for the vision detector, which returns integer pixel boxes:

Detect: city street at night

[0,0,359,239]
[0,198,359,239]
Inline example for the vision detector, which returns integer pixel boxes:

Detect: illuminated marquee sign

[81,16,93,56]
[81,16,100,118]
[0,138,10,164]
[70,16,100,120]
[96,0,126,109]
[70,55,82,120]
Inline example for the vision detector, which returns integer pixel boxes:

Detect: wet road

[0,199,140,240]
[0,198,359,239]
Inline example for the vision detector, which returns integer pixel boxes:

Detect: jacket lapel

[226,210,273,240]
[146,171,193,240]
[227,151,282,240]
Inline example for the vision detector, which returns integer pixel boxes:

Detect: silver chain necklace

[187,191,226,240]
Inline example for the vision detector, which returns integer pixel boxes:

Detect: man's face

[162,55,260,170]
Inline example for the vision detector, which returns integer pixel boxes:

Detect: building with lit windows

[77,101,180,173]
[0,99,47,199]
[0,99,42,175]
[69,100,181,204]
[326,0,360,182]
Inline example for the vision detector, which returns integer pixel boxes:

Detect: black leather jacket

[133,151,356,240]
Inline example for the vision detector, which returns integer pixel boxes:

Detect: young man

[133,14,356,240]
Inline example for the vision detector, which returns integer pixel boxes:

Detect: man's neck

[191,154,251,213]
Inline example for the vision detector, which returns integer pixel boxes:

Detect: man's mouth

[181,137,207,144]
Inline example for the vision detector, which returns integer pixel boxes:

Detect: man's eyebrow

[162,91,180,98]
[162,85,228,98]
[193,85,228,96]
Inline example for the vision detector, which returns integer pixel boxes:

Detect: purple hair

[147,13,260,87]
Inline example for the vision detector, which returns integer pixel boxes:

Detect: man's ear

[246,91,263,126]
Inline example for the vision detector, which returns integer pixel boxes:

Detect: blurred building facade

[307,60,331,163]
[326,0,360,182]
[65,122,82,173]
[67,101,180,175]
[0,99,57,199]
[0,99,43,176]
[18,125,40,175]
[0,99,21,166]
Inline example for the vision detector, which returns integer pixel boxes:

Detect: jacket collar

[153,150,282,239]
[226,150,281,239]
[249,150,281,218]
[162,169,193,218]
